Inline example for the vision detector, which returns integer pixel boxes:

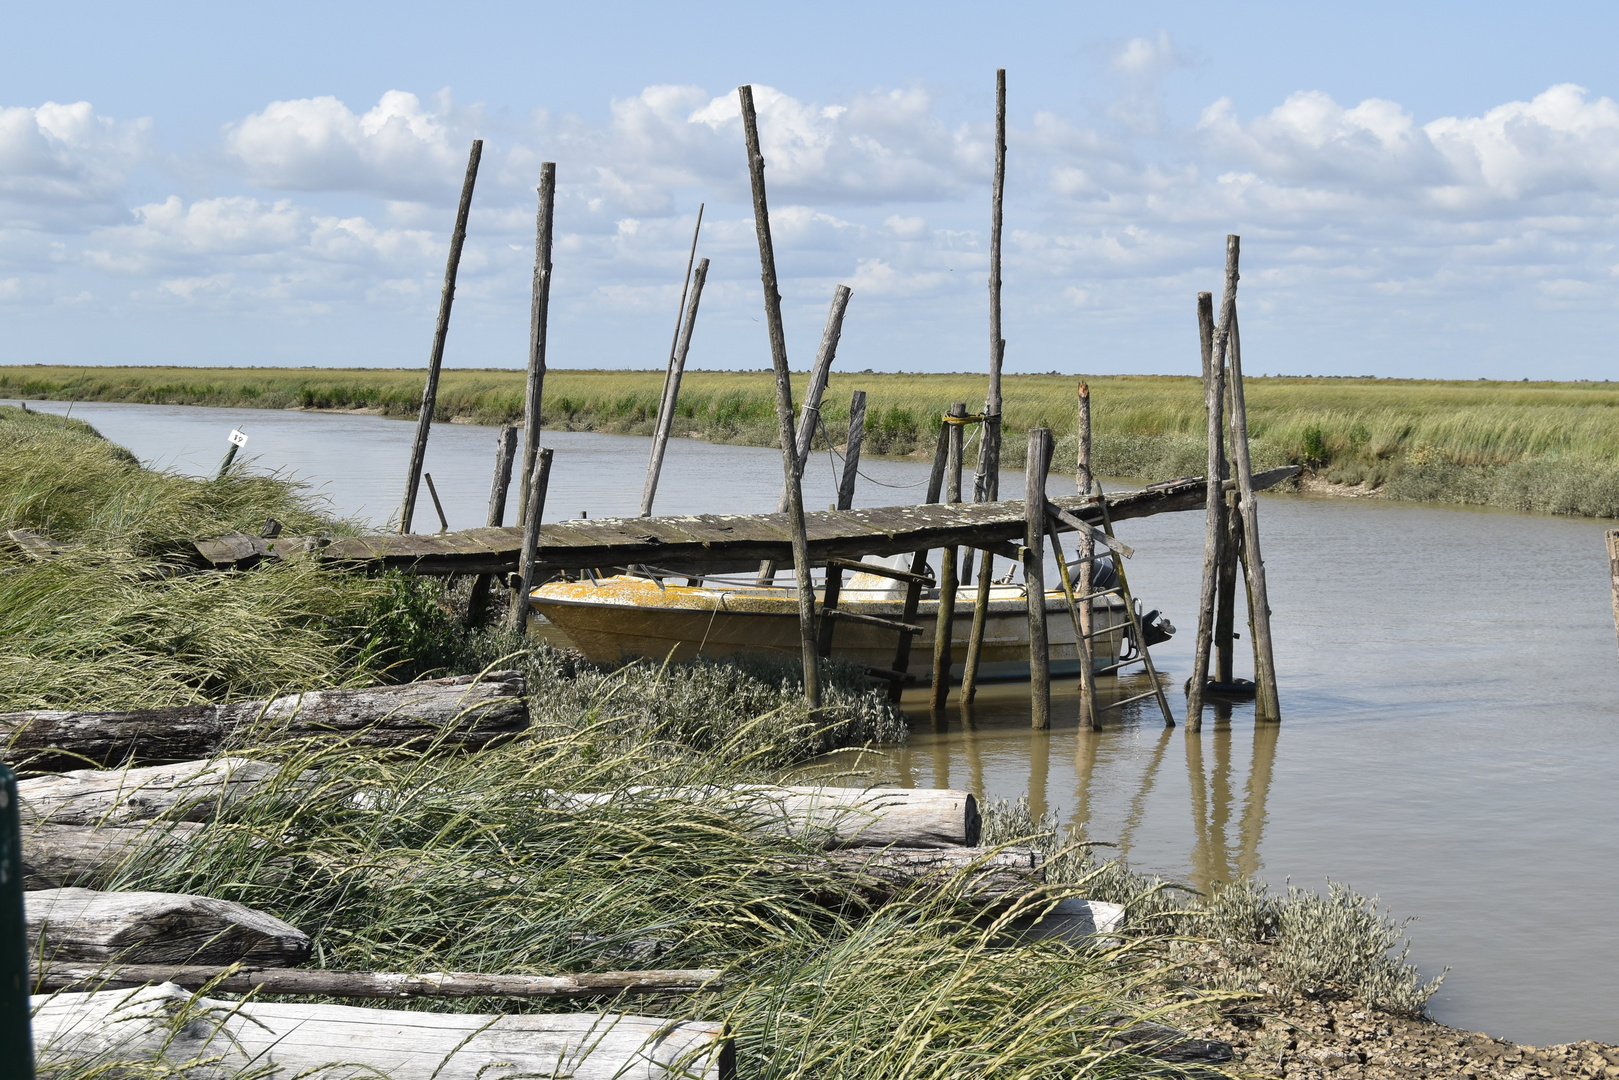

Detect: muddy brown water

[18,399,1619,1045]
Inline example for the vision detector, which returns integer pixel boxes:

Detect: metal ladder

[1049,482,1175,726]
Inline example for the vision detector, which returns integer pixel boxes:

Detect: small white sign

[228,429,249,447]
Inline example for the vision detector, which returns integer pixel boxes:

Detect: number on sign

[229,429,249,447]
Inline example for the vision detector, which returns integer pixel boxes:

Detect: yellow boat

[529,562,1169,683]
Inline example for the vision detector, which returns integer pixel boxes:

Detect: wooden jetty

[192,467,1297,578]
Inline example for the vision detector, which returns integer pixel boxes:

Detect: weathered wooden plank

[804,845,1044,903]
[197,468,1298,577]
[34,963,722,999]
[2,672,527,771]
[27,887,310,965]
[18,758,290,826]
[21,823,204,889]
[32,984,734,1080]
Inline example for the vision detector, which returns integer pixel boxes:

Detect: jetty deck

[194,467,1297,576]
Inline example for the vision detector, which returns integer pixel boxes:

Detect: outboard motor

[1139,609,1176,646]
[1064,555,1119,592]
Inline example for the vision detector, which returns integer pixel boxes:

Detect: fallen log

[2,671,527,771]
[797,845,1044,902]
[35,962,722,998]
[556,785,981,848]
[27,887,310,965]
[32,983,734,1080]
[21,822,201,890]
[18,757,293,826]
[1001,897,1125,943]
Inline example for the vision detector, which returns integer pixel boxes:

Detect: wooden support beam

[1187,290,1225,729]
[1026,428,1053,730]
[641,257,710,517]
[816,392,866,658]
[466,425,518,626]
[1610,530,1619,661]
[1074,382,1098,728]
[401,140,481,534]
[507,448,553,634]
[930,403,966,710]
[32,984,735,1080]
[971,68,1008,506]
[889,418,952,701]
[740,84,820,710]
[518,163,556,523]
[645,204,704,514]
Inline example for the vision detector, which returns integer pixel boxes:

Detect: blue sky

[4,2,1619,379]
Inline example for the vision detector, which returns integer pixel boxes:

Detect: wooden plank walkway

[195,467,1297,576]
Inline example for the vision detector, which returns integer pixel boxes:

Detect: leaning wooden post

[465,426,518,626]
[1224,284,1281,721]
[1074,382,1100,728]
[641,257,710,516]
[890,420,953,701]
[506,448,554,635]
[739,84,821,709]
[1026,427,1053,729]
[0,764,32,1080]
[818,391,867,659]
[757,284,853,582]
[652,205,704,435]
[971,70,1008,506]
[1608,530,1619,660]
[930,403,967,709]
[1186,292,1225,729]
[401,139,482,533]
[518,163,557,522]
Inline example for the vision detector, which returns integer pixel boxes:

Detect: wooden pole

[640,257,710,516]
[930,404,967,709]
[401,139,482,533]
[518,163,557,522]
[739,84,820,709]
[1026,427,1053,729]
[643,209,704,515]
[506,448,553,635]
[890,420,953,700]
[1224,284,1281,721]
[971,70,1008,506]
[465,426,518,626]
[818,391,867,658]
[1609,530,1619,660]
[757,284,852,581]
[1074,382,1099,728]
[0,764,30,1080]
[422,473,449,533]
[1186,292,1225,729]
[1215,493,1242,684]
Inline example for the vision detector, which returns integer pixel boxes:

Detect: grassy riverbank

[7,364,1619,517]
[4,407,1512,1078]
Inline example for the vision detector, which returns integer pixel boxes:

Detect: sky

[4,2,1619,380]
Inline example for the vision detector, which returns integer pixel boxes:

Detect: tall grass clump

[980,798,1445,1018]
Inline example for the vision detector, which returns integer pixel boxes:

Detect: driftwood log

[1001,897,1125,943]
[1,672,527,771]
[27,887,310,965]
[556,786,981,849]
[21,822,201,890]
[17,757,294,826]
[32,983,734,1080]
[35,963,722,999]
[800,845,1044,902]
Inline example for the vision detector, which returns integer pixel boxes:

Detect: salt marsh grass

[9,365,1619,515]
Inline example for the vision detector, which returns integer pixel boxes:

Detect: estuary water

[16,398,1619,1046]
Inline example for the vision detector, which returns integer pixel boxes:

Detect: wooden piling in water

[890,420,953,701]
[1220,241,1281,721]
[818,392,867,659]
[740,84,821,709]
[1609,530,1619,661]
[641,257,710,516]
[1074,383,1099,728]
[518,163,556,523]
[401,139,481,534]
[971,71,1008,506]
[930,404,967,710]
[1186,292,1225,729]
[1215,492,1242,684]
[1026,427,1053,730]
[758,283,852,582]
[465,426,517,626]
[506,448,553,635]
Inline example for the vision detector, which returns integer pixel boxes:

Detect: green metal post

[0,764,33,1079]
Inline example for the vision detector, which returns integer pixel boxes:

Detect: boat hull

[529,576,1132,682]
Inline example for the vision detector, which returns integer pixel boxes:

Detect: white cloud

[0,102,148,220]
[224,90,469,201]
